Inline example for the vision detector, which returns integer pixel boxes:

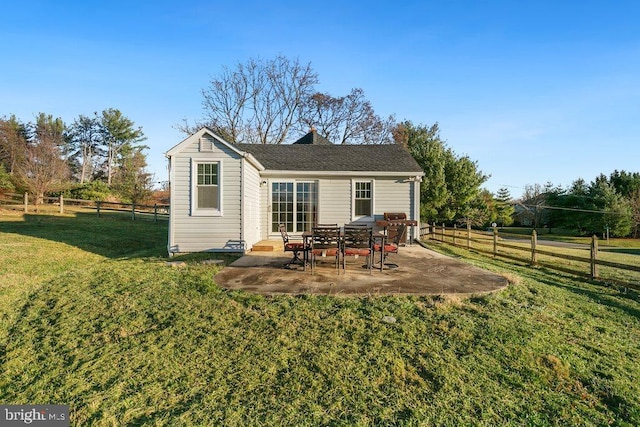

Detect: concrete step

[252,240,284,252]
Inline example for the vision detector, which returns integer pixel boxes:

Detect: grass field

[1,211,640,425]
[435,227,640,288]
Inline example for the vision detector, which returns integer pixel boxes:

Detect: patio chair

[373,223,406,270]
[310,226,341,274]
[342,225,373,275]
[279,224,307,269]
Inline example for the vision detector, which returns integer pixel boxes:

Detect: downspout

[413,178,421,241]
[240,158,245,251]
[166,154,175,256]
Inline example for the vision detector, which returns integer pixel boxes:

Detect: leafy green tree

[590,178,632,237]
[0,164,15,194]
[395,120,487,223]
[394,121,447,220]
[548,177,633,236]
[442,154,488,221]
[458,188,494,228]
[100,108,146,185]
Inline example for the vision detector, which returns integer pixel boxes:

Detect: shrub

[63,181,112,201]
[0,164,15,195]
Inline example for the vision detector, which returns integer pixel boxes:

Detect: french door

[271,181,317,233]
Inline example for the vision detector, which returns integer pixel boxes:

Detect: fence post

[154,204,158,222]
[432,222,436,240]
[441,223,445,241]
[453,224,457,245]
[591,235,598,279]
[493,226,498,257]
[96,201,101,217]
[531,229,537,265]
[59,194,64,214]
[467,222,471,250]
[131,203,136,220]
[24,192,28,213]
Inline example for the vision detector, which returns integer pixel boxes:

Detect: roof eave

[260,170,424,177]
[165,127,266,171]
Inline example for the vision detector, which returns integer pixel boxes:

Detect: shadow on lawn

[600,248,640,256]
[425,241,640,319]
[1,212,168,259]
[532,270,640,320]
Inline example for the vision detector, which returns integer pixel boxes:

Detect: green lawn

[1,211,640,425]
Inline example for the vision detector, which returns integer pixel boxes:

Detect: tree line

[7,56,635,237]
[187,55,505,227]
[194,56,639,235]
[0,109,152,207]
[517,171,640,237]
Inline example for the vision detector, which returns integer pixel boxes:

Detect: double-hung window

[353,180,373,218]
[192,159,222,215]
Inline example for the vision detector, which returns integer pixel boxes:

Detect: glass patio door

[271,181,317,233]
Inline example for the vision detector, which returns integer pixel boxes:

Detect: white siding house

[166,127,424,254]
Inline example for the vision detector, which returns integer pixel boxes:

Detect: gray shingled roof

[235,143,424,173]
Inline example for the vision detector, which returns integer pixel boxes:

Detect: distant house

[512,204,534,226]
[165,127,424,254]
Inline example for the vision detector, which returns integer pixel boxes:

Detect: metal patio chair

[373,223,406,270]
[279,224,307,269]
[310,225,341,274]
[342,225,373,274]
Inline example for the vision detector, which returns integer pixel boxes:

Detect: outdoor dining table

[301,230,390,272]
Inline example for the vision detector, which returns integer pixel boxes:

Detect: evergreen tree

[495,187,514,226]
[67,113,104,184]
[100,108,146,185]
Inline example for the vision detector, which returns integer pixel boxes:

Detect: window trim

[351,179,374,220]
[191,158,223,216]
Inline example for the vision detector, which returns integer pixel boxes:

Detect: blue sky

[2,0,639,197]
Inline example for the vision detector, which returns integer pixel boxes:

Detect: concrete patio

[214,242,508,296]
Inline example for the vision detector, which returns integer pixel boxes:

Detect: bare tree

[518,182,558,228]
[199,63,251,142]
[298,88,394,144]
[196,55,318,144]
[16,113,69,207]
[113,146,153,204]
[630,188,640,238]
